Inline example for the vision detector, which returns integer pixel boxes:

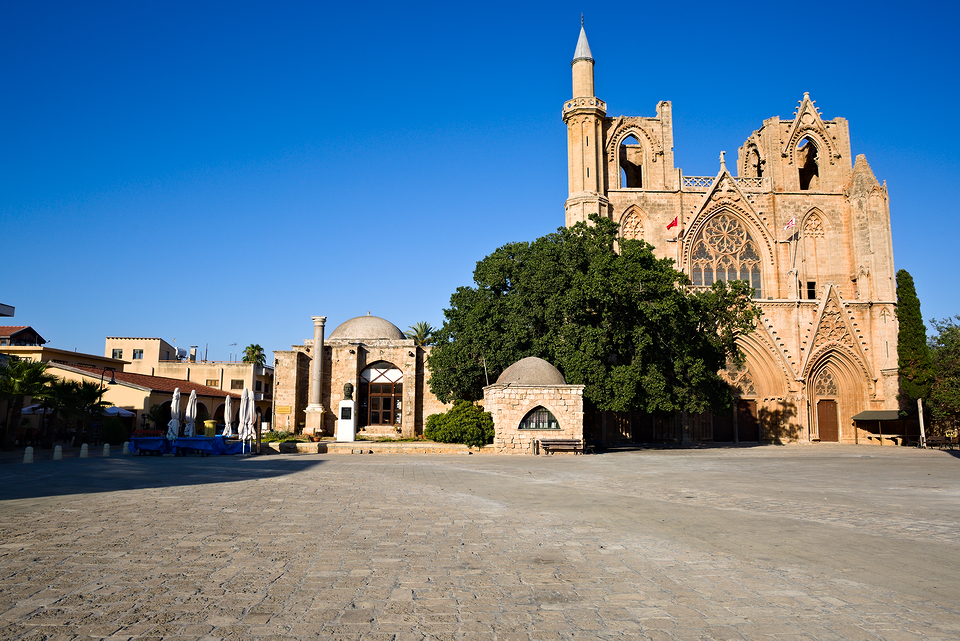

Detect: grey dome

[328,315,405,340]
[496,357,566,385]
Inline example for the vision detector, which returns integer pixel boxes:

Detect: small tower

[562,21,608,226]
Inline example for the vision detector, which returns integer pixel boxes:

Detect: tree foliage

[242,344,266,366]
[427,216,759,415]
[404,322,436,347]
[896,269,933,407]
[424,401,495,449]
[928,316,960,431]
[0,359,56,450]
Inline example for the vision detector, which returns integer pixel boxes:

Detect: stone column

[304,316,326,435]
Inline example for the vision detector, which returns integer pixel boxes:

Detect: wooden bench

[538,439,591,455]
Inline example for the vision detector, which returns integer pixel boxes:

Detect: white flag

[783,217,795,231]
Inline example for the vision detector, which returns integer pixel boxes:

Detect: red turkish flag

[666,216,678,230]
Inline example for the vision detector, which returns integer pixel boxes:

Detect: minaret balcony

[563,97,606,117]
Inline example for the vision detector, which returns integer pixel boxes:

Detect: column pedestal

[336,400,356,442]
[304,405,325,435]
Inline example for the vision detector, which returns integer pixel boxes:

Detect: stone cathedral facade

[564,27,898,444]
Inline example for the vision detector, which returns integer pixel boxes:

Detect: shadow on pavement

[0,453,325,502]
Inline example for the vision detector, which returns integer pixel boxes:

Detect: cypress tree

[896,269,933,408]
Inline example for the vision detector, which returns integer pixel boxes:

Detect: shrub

[424,401,495,449]
[100,417,129,446]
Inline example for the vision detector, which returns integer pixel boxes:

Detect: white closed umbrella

[222,394,234,438]
[166,388,181,440]
[239,389,255,452]
[184,389,198,438]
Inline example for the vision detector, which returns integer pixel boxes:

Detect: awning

[851,410,901,421]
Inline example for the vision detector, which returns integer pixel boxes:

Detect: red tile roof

[69,365,241,399]
[0,326,29,337]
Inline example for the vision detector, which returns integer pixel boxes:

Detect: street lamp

[99,366,117,388]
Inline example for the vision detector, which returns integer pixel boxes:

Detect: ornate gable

[781,93,840,165]
[801,284,874,381]
[682,169,774,269]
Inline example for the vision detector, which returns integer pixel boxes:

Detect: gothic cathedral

[563,26,898,444]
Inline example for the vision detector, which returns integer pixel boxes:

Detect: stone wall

[484,384,585,454]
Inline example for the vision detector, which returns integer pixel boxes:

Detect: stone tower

[563,26,899,445]
[562,24,608,227]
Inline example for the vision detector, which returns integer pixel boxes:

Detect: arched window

[690,214,762,298]
[619,135,642,188]
[359,362,403,427]
[518,406,560,430]
[797,138,820,190]
[748,148,763,178]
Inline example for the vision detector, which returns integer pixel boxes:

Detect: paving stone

[2,447,960,639]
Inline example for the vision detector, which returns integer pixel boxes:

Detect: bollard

[53,445,62,461]
[80,443,89,458]
[122,441,130,455]
[23,446,34,464]
[102,443,110,458]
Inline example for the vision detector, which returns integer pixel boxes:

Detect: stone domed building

[272,314,449,438]
[484,356,585,454]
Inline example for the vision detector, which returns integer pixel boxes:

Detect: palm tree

[0,359,56,450]
[71,380,112,447]
[39,378,78,448]
[404,322,436,347]
[242,344,266,366]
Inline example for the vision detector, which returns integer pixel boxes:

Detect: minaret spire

[573,22,593,63]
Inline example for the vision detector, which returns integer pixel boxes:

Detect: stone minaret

[563,22,608,227]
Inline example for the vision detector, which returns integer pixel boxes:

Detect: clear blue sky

[3,1,958,362]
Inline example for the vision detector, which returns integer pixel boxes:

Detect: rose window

[690,214,762,298]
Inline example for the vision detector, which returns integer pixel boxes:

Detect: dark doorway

[713,409,735,442]
[737,400,760,442]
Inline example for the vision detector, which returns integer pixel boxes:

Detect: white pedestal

[336,400,356,442]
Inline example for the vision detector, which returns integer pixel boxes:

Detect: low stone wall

[260,441,495,455]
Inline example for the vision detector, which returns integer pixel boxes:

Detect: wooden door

[737,400,760,442]
[817,400,839,442]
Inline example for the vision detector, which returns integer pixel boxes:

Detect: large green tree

[427,216,759,415]
[896,269,933,408]
[0,359,56,450]
[928,316,960,431]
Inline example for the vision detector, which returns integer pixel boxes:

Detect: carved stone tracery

[620,209,644,240]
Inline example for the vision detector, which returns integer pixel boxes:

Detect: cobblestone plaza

[1,446,959,639]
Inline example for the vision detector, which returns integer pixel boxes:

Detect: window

[690,214,762,298]
[358,363,403,427]
[112,349,123,359]
[255,381,262,391]
[205,379,219,388]
[519,406,560,430]
[0,339,7,346]
[806,281,817,300]
[619,135,643,188]
[164,350,171,361]
[230,379,244,390]
[797,138,820,190]
[132,349,143,360]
